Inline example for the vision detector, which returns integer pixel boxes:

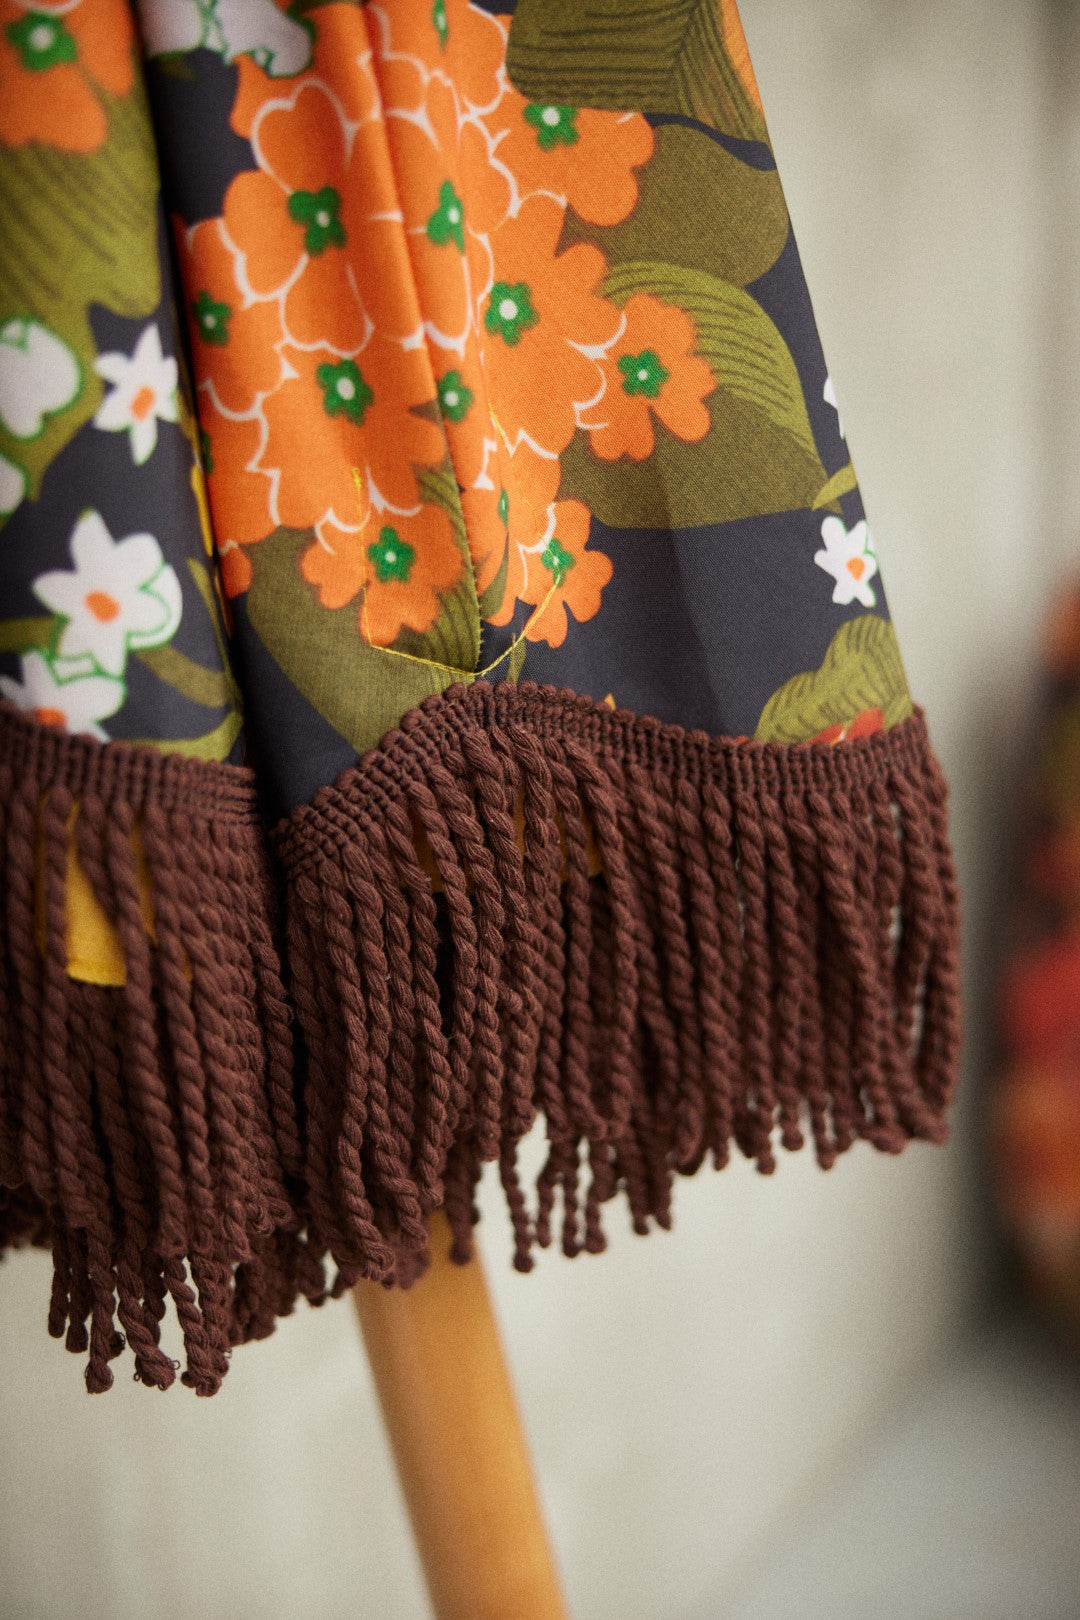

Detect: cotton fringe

[0,681,961,1392]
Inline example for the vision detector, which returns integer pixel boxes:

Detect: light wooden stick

[353,1212,569,1620]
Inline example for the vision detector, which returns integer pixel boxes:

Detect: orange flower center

[130,385,156,420]
[33,706,66,728]
[85,590,121,622]
[846,556,866,580]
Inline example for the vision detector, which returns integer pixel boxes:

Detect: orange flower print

[196,399,275,598]
[461,482,508,605]
[372,0,508,116]
[457,113,514,238]
[481,441,609,647]
[437,332,500,494]
[480,441,558,626]
[489,95,654,228]
[457,432,542,615]
[230,1,380,139]
[384,78,471,351]
[439,0,508,115]
[261,339,446,530]
[174,217,285,415]
[480,193,619,456]
[224,83,423,353]
[301,500,464,647]
[581,293,715,461]
[0,0,134,152]
[809,708,885,746]
[520,496,611,650]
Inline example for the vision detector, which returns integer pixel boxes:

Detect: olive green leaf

[507,635,527,684]
[0,613,236,715]
[132,705,243,762]
[565,123,790,291]
[507,0,768,146]
[606,262,818,462]
[477,534,510,625]
[812,462,858,511]
[0,615,55,655]
[140,557,244,734]
[394,461,481,673]
[135,643,233,709]
[754,615,913,744]
[562,260,826,528]
[247,527,461,758]
[0,88,161,498]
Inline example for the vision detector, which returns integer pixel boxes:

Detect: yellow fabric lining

[35,806,154,988]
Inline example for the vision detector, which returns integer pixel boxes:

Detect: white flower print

[814,516,878,608]
[93,323,178,466]
[0,651,124,741]
[134,0,205,56]
[0,317,81,440]
[137,0,312,75]
[823,374,844,439]
[0,450,26,516]
[32,510,182,677]
[214,0,313,74]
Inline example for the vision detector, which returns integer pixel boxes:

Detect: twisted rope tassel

[0,682,961,1393]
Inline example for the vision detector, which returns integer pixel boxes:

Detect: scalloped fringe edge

[0,682,961,1393]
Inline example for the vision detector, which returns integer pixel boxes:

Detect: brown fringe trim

[0,714,306,1394]
[0,681,961,1392]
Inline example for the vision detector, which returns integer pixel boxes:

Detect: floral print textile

[0,0,913,815]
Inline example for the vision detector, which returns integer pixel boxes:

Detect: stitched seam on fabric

[352,467,558,678]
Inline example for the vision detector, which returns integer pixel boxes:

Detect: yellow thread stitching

[351,421,560,680]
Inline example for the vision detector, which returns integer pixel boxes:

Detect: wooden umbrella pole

[353,1211,570,1620]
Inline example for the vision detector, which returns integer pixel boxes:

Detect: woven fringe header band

[0,682,961,1393]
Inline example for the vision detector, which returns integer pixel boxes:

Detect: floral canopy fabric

[0,0,960,1394]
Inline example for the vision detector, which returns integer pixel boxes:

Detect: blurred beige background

[4,1,1080,1615]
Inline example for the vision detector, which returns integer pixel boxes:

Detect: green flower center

[426,180,465,252]
[193,290,231,347]
[368,525,415,584]
[484,282,539,347]
[288,186,346,256]
[437,370,473,424]
[316,359,373,425]
[7,11,76,70]
[618,349,669,400]
[541,537,574,586]
[497,489,509,526]
[432,0,448,47]
[523,104,579,151]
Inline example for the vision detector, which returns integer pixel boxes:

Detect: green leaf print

[135,643,234,709]
[561,260,828,529]
[565,123,790,293]
[507,0,769,146]
[0,87,162,498]
[247,527,455,759]
[405,460,482,674]
[249,469,481,758]
[754,615,913,744]
[608,262,818,461]
[812,462,858,510]
[0,614,54,655]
